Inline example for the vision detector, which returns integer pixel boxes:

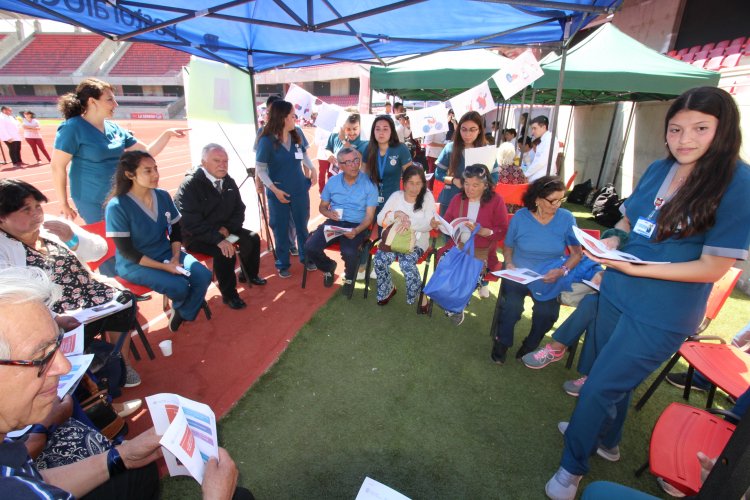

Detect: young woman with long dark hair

[361,115,412,212]
[105,151,211,333]
[256,100,316,278]
[545,86,750,500]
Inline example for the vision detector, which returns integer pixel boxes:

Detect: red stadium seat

[729,36,746,47]
[704,56,724,71]
[714,39,730,50]
[700,42,715,52]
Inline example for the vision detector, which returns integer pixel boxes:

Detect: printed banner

[492,50,544,100]
[285,83,316,121]
[449,81,494,118]
[408,104,449,139]
[315,102,343,132]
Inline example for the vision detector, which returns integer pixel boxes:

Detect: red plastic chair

[494,183,529,207]
[640,402,736,496]
[635,267,743,410]
[81,221,155,360]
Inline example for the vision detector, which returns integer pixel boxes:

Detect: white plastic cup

[335,208,343,219]
[158,340,173,357]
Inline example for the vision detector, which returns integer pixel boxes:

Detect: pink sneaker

[521,344,566,369]
[562,376,587,397]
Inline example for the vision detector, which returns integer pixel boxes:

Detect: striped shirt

[0,438,73,499]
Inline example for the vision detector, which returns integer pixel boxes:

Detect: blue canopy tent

[0,1,621,73]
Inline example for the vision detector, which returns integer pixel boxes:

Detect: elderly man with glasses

[304,147,378,296]
[0,267,246,500]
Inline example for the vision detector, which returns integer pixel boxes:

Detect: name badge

[295,151,303,160]
[378,196,385,204]
[633,216,656,238]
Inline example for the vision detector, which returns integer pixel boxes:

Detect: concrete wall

[612,0,685,52]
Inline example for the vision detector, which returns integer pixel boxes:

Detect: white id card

[633,217,656,238]
[295,151,304,159]
[378,196,385,204]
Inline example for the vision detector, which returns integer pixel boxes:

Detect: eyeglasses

[0,329,64,377]
[339,157,361,167]
[460,127,479,133]
[544,196,567,206]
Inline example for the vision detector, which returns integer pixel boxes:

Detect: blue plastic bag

[423,225,484,314]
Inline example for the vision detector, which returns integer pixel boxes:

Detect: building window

[313,81,331,96]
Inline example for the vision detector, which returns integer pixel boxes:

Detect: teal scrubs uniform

[105,189,212,321]
[560,159,750,476]
[54,116,137,223]
[361,143,411,212]
[256,127,311,270]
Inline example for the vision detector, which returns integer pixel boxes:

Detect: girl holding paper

[106,151,212,333]
[434,111,497,216]
[545,87,750,500]
[362,115,413,213]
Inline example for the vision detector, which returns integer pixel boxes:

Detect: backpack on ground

[591,184,623,227]
[568,179,593,205]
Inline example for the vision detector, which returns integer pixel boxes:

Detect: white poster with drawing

[492,50,544,100]
[408,104,449,139]
[315,102,343,132]
[449,81,494,118]
[284,83,316,121]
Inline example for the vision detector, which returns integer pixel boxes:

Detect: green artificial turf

[161,204,748,499]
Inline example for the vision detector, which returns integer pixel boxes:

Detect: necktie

[214,180,222,192]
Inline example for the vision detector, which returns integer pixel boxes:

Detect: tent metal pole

[518,87,528,166]
[547,18,571,177]
[563,106,574,156]
[594,102,620,188]
[611,102,637,187]
[494,100,503,146]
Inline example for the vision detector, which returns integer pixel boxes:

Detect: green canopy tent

[530,23,720,105]
[370,49,511,101]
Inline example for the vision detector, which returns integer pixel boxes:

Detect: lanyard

[647,196,665,220]
[377,150,388,181]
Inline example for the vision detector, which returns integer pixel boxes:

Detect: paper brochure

[490,268,543,284]
[355,477,411,500]
[323,224,354,242]
[572,226,668,264]
[69,297,128,324]
[57,353,93,398]
[147,393,219,484]
[61,324,85,356]
[464,145,496,170]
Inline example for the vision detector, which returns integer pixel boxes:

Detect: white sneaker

[479,285,490,298]
[356,269,366,280]
[545,467,581,500]
[370,269,377,279]
[657,477,686,497]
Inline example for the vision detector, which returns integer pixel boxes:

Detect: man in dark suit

[175,143,266,310]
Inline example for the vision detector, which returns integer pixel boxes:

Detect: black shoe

[223,295,247,310]
[249,276,267,286]
[323,263,337,288]
[491,342,508,365]
[341,279,354,297]
[377,287,397,306]
[238,271,247,283]
[168,309,183,332]
[666,372,709,392]
[515,344,534,360]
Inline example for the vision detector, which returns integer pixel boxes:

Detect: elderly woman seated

[373,166,436,311]
[490,176,601,364]
[0,179,141,402]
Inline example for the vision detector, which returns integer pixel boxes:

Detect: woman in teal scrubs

[256,100,316,278]
[545,87,750,500]
[434,111,495,215]
[105,151,211,332]
[52,78,188,223]
[361,115,412,213]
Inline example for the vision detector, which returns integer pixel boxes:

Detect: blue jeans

[494,278,560,350]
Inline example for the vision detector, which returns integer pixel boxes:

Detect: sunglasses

[463,166,488,179]
[0,329,64,377]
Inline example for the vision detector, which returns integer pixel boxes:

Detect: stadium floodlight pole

[547,17,571,177]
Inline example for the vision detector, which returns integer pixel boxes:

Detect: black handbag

[75,374,127,441]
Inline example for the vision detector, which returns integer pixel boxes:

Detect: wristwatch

[561,265,570,276]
